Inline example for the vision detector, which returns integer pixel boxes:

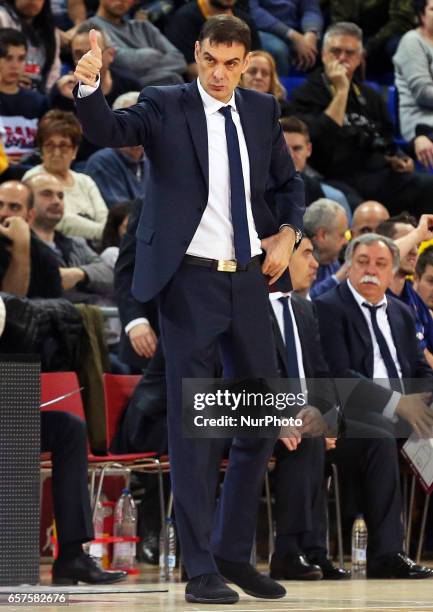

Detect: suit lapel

[270,306,289,375]
[386,298,409,378]
[290,296,312,378]
[235,88,259,194]
[339,282,375,376]
[181,81,209,192]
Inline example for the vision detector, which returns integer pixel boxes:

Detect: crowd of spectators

[2,0,433,586]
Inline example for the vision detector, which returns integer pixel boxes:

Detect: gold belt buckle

[217,259,237,272]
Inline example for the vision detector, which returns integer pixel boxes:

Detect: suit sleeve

[269,97,305,230]
[75,84,164,149]
[114,199,156,328]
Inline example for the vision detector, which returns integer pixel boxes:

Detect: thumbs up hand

[74,29,103,86]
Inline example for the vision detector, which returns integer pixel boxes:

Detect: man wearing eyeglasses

[289,21,433,216]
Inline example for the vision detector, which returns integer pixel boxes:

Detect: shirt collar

[269,291,292,302]
[197,78,237,117]
[347,279,387,310]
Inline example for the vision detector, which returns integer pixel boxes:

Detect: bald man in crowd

[350,201,390,238]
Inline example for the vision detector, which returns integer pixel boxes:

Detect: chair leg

[264,471,274,564]
[402,473,408,552]
[406,475,416,556]
[331,463,344,568]
[416,493,431,564]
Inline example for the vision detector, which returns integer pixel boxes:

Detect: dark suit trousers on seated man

[269,290,420,580]
[314,233,433,578]
[74,16,305,603]
[41,411,127,585]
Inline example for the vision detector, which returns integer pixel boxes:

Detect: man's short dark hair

[376,212,417,239]
[199,15,251,53]
[416,245,433,278]
[0,28,27,57]
[280,116,310,141]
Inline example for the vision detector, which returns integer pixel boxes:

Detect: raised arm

[74,29,163,149]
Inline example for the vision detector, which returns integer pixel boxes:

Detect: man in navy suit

[74,15,304,604]
[315,233,433,578]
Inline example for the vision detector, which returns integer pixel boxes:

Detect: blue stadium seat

[280,76,306,100]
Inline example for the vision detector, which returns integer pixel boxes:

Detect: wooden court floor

[1,563,433,611]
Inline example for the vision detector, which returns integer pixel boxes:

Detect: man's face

[0,182,30,224]
[322,34,363,81]
[99,0,134,18]
[289,237,319,296]
[72,32,113,70]
[351,202,390,238]
[0,45,26,86]
[314,210,348,265]
[30,175,65,227]
[391,223,418,276]
[348,241,395,304]
[415,263,433,309]
[283,131,311,173]
[194,39,249,103]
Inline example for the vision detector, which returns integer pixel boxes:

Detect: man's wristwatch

[282,224,302,247]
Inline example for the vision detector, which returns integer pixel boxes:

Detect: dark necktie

[218,105,251,265]
[279,297,300,381]
[363,303,402,392]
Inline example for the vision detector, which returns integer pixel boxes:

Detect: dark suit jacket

[114,198,159,368]
[76,80,305,302]
[314,281,433,418]
[271,292,342,430]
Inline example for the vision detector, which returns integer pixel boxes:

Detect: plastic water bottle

[112,488,137,570]
[88,500,104,568]
[159,518,176,580]
[351,514,367,579]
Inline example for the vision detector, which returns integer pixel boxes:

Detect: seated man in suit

[314,232,433,578]
[270,236,432,580]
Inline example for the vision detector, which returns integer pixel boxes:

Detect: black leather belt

[183,254,261,272]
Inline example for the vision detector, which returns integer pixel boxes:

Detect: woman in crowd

[0,0,61,91]
[393,0,433,168]
[23,110,107,240]
[241,50,290,115]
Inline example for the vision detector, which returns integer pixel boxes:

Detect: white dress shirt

[347,280,402,420]
[269,292,307,396]
[187,80,261,260]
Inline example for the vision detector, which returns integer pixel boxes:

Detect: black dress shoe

[307,556,350,580]
[270,554,323,580]
[367,552,433,579]
[52,553,128,585]
[185,573,239,604]
[215,556,286,599]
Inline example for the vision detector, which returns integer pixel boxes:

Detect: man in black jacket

[0,181,62,298]
[289,21,433,215]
